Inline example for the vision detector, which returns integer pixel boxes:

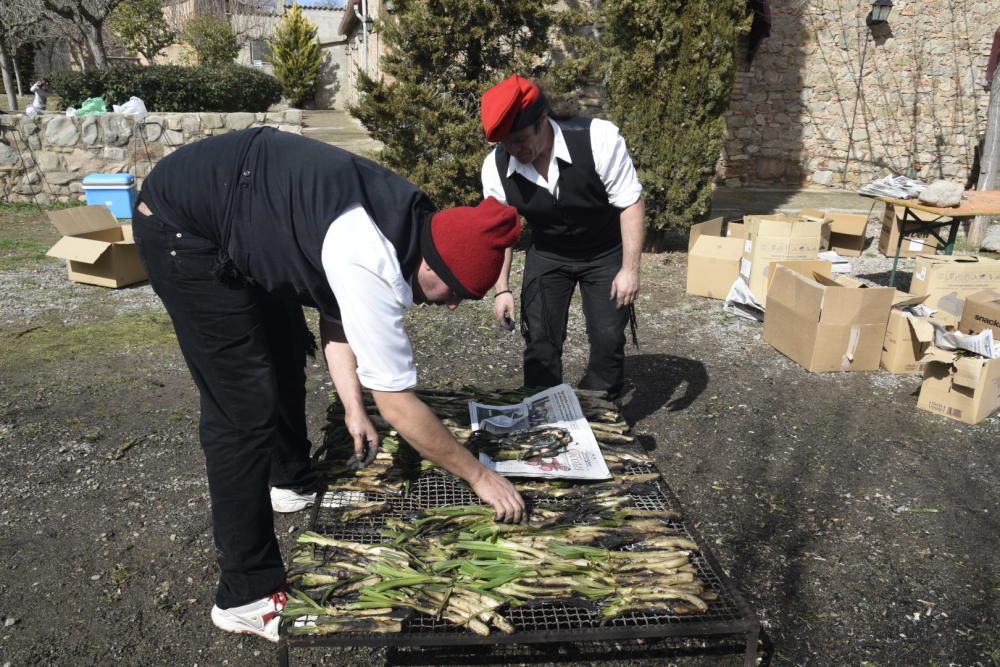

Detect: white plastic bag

[24,104,38,118]
[113,96,148,120]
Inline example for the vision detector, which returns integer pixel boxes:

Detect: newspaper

[931,323,1000,359]
[468,384,612,480]
[857,174,926,199]
[723,276,765,322]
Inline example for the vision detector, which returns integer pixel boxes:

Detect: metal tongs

[345,440,378,470]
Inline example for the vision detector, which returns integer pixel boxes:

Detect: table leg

[888,207,910,287]
[943,217,963,255]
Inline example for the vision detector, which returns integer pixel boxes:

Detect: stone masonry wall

[0,110,303,205]
[722,0,1000,189]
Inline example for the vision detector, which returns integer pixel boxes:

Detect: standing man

[133,127,525,642]
[480,74,645,402]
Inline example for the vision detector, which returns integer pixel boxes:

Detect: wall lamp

[866,0,893,27]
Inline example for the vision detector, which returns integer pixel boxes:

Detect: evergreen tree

[603,0,749,236]
[351,0,555,208]
[182,14,239,67]
[108,0,176,64]
[267,2,322,108]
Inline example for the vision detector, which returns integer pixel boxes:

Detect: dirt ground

[0,204,998,667]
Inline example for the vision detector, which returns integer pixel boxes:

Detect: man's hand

[610,267,640,308]
[493,292,515,327]
[468,467,526,523]
[345,409,379,462]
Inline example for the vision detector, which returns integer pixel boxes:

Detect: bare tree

[41,0,128,68]
[166,0,276,52]
[0,0,48,110]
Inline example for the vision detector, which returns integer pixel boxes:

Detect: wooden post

[969,70,1000,246]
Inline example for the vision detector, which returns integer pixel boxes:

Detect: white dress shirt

[481,117,642,208]
[320,204,417,392]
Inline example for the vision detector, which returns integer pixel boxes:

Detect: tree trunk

[0,39,18,112]
[969,73,1000,247]
[11,51,23,96]
[82,22,108,69]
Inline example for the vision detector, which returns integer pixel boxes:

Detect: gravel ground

[1,210,998,667]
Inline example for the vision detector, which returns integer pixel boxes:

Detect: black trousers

[520,247,628,399]
[132,207,314,608]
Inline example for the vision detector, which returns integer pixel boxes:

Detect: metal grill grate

[283,424,759,666]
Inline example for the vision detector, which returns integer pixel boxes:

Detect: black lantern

[866,0,893,26]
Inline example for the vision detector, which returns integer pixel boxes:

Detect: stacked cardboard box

[909,256,1000,317]
[739,214,828,304]
[958,289,1000,338]
[763,262,894,372]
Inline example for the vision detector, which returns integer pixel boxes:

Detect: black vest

[141,128,435,321]
[495,118,622,258]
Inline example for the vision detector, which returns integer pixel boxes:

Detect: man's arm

[492,247,515,325]
[610,199,645,307]
[373,390,525,523]
[319,317,379,458]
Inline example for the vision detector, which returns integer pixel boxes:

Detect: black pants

[132,206,314,609]
[521,247,628,399]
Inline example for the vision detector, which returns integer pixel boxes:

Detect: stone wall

[721,0,1000,189]
[0,110,303,205]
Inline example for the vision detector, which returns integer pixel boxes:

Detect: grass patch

[0,312,177,369]
[0,239,49,269]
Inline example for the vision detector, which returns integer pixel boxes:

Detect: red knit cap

[421,197,521,300]
[481,74,547,143]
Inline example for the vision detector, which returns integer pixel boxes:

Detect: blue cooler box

[82,173,137,219]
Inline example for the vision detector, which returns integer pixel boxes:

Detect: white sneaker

[270,487,316,513]
[211,590,287,642]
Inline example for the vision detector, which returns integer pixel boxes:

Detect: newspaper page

[468,384,612,480]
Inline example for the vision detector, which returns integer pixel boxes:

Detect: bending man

[134,127,525,642]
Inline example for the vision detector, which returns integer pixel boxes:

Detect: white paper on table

[468,384,611,480]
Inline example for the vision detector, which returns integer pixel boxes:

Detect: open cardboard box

[800,209,869,257]
[909,255,1000,317]
[686,217,745,300]
[763,261,895,372]
[917,346,1000,425]
[880,292,958,374]
[46,206,147,288]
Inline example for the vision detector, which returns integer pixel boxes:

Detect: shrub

[603,0,750,235]
[48,65,282,112]
[267,2,322,108]
[181,14,239,67]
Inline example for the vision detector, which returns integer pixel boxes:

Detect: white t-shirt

[481,117,642,208]
[320,204,417,392]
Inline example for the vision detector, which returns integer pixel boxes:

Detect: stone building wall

[721,0,1000,189]
[0,110,303,205]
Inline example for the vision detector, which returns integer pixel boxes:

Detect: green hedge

[48,64,282,113]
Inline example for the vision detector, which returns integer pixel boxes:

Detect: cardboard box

[880,293,959,374]
[739,214,827,304]
[878,204,942,257]
[763,262,895,372]
[800,209,868,256]
[917,347,1000,424]
[909,255,1000,317]
[46,206,147,288]
[959,289,1000,338]
[686,217,745,299]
